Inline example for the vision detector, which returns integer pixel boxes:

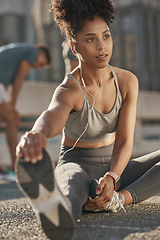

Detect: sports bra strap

[67,74,85,95]
[68,64,121,95]
[108,64,121,93]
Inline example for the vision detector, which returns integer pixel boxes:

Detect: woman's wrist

[104,171,120,190]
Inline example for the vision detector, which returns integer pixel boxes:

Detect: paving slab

[0,182,160,240]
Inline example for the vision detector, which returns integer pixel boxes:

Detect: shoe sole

[15,149,75,240]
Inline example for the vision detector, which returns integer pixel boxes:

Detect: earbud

[73,46,78,54]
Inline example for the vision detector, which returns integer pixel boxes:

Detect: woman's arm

[16,83,77,163]
[109,72,139,177]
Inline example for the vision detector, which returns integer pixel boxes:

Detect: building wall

[0,0,35,45]
[112,0,160,91]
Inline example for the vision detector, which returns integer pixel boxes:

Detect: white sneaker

[15,149,75,240]
[103,191,126,213]
[86,179,126,213]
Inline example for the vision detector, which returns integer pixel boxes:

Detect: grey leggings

[55,145,160,220]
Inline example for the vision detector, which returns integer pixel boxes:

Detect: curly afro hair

[49,0,115,41]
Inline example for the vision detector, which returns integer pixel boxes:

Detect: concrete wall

[16,81,58,116]
[133,91,160,156]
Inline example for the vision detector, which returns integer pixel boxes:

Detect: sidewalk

[0,180,160,240]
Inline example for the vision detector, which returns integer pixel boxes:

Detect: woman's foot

[86,179,126,213]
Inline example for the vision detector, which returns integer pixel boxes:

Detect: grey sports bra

[63,65,123,143]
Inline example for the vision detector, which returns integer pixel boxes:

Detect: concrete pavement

[0,181,160,240]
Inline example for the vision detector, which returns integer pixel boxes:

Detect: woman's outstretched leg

[118,150,160,205]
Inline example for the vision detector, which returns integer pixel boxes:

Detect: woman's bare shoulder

[112,66,139,99]
[113,67,138,82]
[51,67,83,109]
[59,67,81,90]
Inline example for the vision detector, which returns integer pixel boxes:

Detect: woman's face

[75,16,113,69]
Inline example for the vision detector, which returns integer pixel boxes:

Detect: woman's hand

[16,131,47,164]
[85,175,115,211]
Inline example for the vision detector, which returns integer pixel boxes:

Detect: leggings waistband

[60,144,113,160]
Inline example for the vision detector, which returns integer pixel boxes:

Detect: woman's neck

[79,62,111,86]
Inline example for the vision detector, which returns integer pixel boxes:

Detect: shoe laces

[104,191,126,212]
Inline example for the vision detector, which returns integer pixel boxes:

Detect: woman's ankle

[119,189,133,206]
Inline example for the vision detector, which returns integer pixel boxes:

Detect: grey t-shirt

[0,43,39,86]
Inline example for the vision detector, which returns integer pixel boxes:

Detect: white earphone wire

[61,50,105,156]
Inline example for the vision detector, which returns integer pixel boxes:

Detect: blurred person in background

[0,42,51,172]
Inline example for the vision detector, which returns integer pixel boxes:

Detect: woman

[16,1,160,240]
